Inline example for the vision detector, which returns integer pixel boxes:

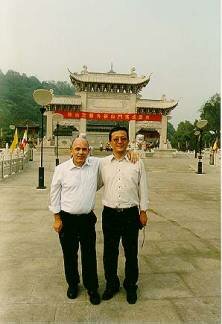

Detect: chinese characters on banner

[55,111,162,122]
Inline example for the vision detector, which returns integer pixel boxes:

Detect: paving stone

[55,301,121,322]
[55,299,182,323]
[189,255,220,271]
[139,273,193,299]
[0,303,56,322]
[172,297,220,323]
[148,211,168,222]
[0,279,34,304]
[181,271,221,297]
[206,239,221,252]
[139,240,162,256]
[31,274,77,304]
[0,151,220,323]
[147,255,196,273]
[138,256,155,274]
[201,297,221,319]
[149,222,198,242]
[145,229,165,241]
[179,221,220,240]
[190,238,216,254]
[156,240,197,255]
[0,235,60,258]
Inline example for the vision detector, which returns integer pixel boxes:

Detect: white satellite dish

[33,89,52,106]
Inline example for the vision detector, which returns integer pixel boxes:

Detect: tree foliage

[171,120,195,151]
[0,70,75,137]
[199,93,220,143]
[167,122,176,143]
[170,94,220,151]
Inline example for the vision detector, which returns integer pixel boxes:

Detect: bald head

[71,137,89,149]
[71,137,90,167]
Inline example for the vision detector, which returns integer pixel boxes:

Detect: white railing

[0,148,32,180]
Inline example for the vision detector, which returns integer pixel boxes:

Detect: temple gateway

[45,66,178,149]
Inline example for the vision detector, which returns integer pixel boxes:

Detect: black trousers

[102,206,139,289]
[59,210,99,291]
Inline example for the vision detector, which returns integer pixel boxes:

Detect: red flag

[20,129,28,149]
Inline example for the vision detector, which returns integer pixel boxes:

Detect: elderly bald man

[49,137,101,305]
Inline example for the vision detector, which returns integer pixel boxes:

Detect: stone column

[128,94,137,142]
[79,92,87,135]
[159,115,168,149]
[79,118,86,134]
[129,120,136,142]
[45,110,53,141]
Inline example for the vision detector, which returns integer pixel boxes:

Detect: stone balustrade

[0,149,32,179]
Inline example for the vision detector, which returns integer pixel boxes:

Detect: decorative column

[129,121,136,142]
[79,92,87,134]
[128,93,137,142]
[79,118,86,134]
[45,110,53,141]
[159,115,168,149]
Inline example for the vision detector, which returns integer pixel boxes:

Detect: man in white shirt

[49,137,100,305]
[99,126,148,304]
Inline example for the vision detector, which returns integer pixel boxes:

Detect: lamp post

[196,119,208,174]
[194,130,200,158]
[33,89,52,189]
[209,130,216,165]
[53,113,64,166]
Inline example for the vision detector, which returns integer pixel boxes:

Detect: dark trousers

[102,206,139,289]
[59,210,98,291]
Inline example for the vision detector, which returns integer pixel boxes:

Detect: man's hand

[53,214,63,233]
[139,210,148,226]
[127,150,140,163]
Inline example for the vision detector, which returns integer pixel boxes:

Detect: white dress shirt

[99,154,148,211]
[49,157,100,215]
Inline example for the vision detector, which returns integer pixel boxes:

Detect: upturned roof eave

[137,100,178,109]
[70,73,150,86]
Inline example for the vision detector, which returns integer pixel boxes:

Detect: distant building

[15,120,39,140]
[45,66,178,148]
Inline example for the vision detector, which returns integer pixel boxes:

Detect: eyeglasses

[112,137,128,143]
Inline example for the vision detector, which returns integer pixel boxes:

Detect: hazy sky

[0,0,220,127]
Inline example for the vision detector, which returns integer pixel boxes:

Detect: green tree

[41,80,75,95]
[167,122,176,143]
[0,70,75,140]
[171,120,195,151]
[199,93,220,147]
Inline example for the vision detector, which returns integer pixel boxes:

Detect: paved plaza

[0,149,220,323]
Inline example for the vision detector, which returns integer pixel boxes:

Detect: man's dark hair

[109,126,129,141]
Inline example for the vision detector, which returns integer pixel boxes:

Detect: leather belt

[61,210,92,217]
[104,206,137,213]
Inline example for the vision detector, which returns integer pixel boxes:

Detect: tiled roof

[49,96,177,110]
[136,99,178,109]
[70,72,150,85]
[15,119,39,127]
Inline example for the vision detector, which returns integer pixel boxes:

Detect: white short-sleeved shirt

[49,157,100,215]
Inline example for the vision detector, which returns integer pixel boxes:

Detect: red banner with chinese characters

[55,110,162,122]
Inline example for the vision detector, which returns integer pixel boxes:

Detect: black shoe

[67,286,78,299]
[88,290,101,305]
[126,287,137,304]
[102,286,120,300]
